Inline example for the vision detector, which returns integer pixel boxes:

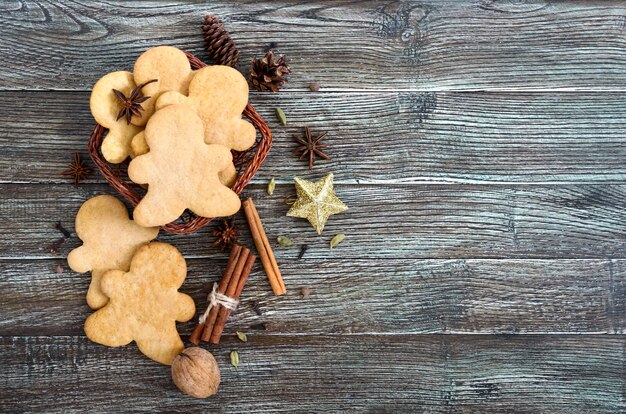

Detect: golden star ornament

[287,173,348,234]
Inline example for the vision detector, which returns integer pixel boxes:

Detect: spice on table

[55,221,71,238]
[211,218,239,251]
[251,300,263,315]
[293,127,331,170]
[171,347,220,398]
[230,350,240,368]
[189,245,257,345]
[61,152,93,186]
[49,237,65,254]
[330,233,345,249]
[277,236,294,247]
[287,173,348,235]
[113,79,157,124]
[250,322,268,331]
[236,331,248,342]
[190,245,240,344]
[267,177,276,195]
[301,287,312,298]
[208,251,256,344]
[275,107,287,125]
[243,198,287,296]
[202,14,240,67]
[297,244,308,259]
[249,50,291,92]
[55,264,64,273]
[309,82,320,92]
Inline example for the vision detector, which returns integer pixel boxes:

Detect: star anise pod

[293,127,331,170]
[61,152,94,186]
[113,79,158,125]
[212,218,239,251]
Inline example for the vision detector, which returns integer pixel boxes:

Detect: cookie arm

[67,246,92,273]
[127,154,151,185]
[84,307,134,347]
[173,293,196,322]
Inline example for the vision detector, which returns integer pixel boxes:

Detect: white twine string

[198,283,239,324]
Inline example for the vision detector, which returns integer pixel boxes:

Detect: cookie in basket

[67,195,159,309]
[129,130,237,187]
[84,242,195,365]
[128,104,241,227]
[90,71,144,163]
[131,46,195,127]
[155,65,256,151]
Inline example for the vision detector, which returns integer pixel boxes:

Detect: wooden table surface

[2,1,625,412]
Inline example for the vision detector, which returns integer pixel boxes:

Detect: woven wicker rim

[88,51,272,234]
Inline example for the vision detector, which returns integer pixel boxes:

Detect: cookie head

[132,46,194,126]
[90,71,144,163]
[128,104,241,227]
[67,195,159,309]
[84,242,196,365]
[156,65,256,151]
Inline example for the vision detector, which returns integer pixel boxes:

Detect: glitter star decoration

[287,173,348,235]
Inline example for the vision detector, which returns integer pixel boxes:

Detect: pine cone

[249,50,291,92]
[202,14,240,67]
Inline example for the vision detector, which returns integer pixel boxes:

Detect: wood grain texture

[1,335,624,413]
[1,258,624,336]
[3,91,626,184]
[2,183,625,260]
[1,1,626,91]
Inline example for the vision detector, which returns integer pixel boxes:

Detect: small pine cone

[249,50,292,92]
[202,14,240,67]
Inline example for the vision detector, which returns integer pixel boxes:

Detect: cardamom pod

[230,350,239,368]
[275,107,287,126]
[330,233,345,249]
[267,177,275,195]
[277,236,294,247]
[236,331,248,342]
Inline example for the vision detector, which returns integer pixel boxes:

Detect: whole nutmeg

[171,347,220,398]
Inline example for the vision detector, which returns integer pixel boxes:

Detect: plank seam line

[3,333,626,339]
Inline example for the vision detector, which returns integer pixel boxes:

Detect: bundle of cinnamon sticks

[190,245,256,345]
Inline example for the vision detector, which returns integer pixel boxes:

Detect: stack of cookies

[68,46,256,365]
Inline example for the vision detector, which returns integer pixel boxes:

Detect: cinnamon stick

[242,198,286,295]
[200,247,250,342]
[209,252,257,344]
[190,245,242,345]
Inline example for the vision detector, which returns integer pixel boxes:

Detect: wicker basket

[88,51,272,234]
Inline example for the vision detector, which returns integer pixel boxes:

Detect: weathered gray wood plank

[1,258,624,336]
[2,183,625,260]
[2,1,626,90]
[1,335,624,413]
[2,91,626,184]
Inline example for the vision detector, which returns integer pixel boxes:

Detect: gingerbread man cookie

[90,71,144,163]
[84,242,195,365]
[67,195,159,309]
[155,65,256,151]
[129,130,238,187]
[128,104,241,227]
[131,46,195,127]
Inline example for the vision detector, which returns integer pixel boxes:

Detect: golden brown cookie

[90,71,144,163]
[129,131,149,159]
[155,65,256,151]
[128,105,241,227]
[129,130,237,187]
[67,195,159,309]
[84,242,195,365]
[132,46,194,127]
